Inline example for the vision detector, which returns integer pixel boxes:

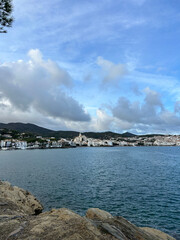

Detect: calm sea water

[0,147,179,239]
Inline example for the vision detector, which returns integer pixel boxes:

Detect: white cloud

[92,109,113,131]
[128,71,180,98]
[111,87,180,133]
[97,56,127,84]
[0,49,90,122]
[49,108,132,132]
[112,87,163,124]
[143,87,163,109]
[90,109,133,132]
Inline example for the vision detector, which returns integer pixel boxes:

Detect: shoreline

[0,181,176,240]
[0,144,180,152]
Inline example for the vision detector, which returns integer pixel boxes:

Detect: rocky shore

[0,181,175,240]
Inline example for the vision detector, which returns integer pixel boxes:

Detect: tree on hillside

[0,0,13,33]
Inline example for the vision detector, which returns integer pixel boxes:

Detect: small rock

[86,208,113,221]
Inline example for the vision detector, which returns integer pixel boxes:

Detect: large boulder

[86,208,176,240]
[0,181,43,240]
[86,208,113,221]
[0,181,43,215]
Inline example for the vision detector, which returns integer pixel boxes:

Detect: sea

[0,146,179,239]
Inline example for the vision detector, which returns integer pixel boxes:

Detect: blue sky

[1,0,180,134]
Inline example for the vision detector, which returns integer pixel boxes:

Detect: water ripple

[0,146,179,238]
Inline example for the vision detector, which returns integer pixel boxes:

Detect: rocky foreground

[0,181,175,240]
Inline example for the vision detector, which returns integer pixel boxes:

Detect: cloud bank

[0,49,90,122]
[0,50,180,134]
[111,88,180,133]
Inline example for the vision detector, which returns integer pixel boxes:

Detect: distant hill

[0,122,54,136]
[0,123,78,139]
[139,134,165,137]
[83,131,136,139]
[121,132,136,137]
[0,122,136,139]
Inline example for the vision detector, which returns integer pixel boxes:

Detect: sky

[1,0,180,134]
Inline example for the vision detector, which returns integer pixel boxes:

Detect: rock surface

[140,228,175,240]
[0,181,43,215]
[86,208,113,221]
[0,181,176,240]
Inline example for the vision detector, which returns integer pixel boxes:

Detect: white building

[0,140,12,148]
[14,141,27,149]
[74,133,87,146]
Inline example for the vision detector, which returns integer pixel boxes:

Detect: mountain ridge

[0,122,136,139]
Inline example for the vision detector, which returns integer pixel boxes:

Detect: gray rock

[14,208,114,240]
[140,227,176,240]
[86,208,176,240]
[0,182,176,240]
[86,208,113,221]
[0,181,43,215]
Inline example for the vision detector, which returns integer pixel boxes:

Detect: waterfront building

[74,133,87,146]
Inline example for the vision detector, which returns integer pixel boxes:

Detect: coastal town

[1,129,180,150]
